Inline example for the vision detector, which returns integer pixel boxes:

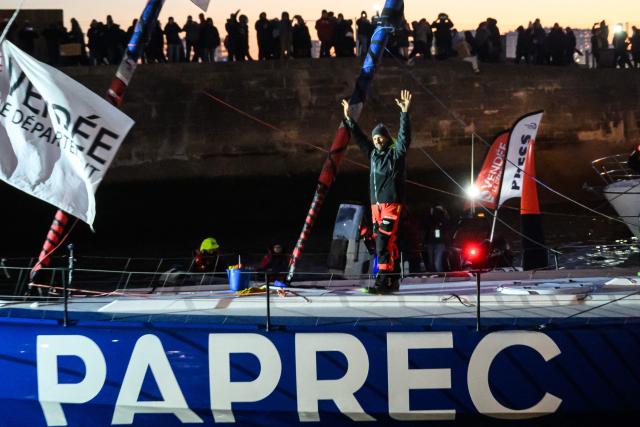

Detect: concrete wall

[62,59,640,193]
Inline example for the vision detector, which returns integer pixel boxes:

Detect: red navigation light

[463,242,484,268]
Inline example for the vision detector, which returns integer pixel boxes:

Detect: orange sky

[5,0,639,33]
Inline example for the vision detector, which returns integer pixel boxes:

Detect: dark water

[1,173,638,270]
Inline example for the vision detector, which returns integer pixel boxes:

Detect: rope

[202,90,458,197]
[203,89,624,223]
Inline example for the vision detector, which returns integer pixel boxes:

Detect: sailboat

[1,1,640,426]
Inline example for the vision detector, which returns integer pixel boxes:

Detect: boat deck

[2,268,639,324]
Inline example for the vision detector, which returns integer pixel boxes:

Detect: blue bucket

[227,269,251,291]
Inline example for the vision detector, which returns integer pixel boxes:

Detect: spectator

[225,10,241,61]
[485,17,501,62]
[202,18,220,63]
[194,13,207,62]
[183,16,199,62]
[547,23,566,66]
[335,14,355,57]
[396,20,411,59]
[17,21,38,55]
[408,19,432,62]
[255,12,271,60]
[356,11,373,58]
[279,12,293,58]
[68,18,87,65]
[126,19,137,41]
[632,26,640,68]
[270,17,281,59]
[565,27,580,65]
[104,15,124,64]
[42,22,66,65]
[465,31,479,56]
[87,20,104,65]
[315,10,334,57]
[598,20,609,49]
[431,12,453,60]
[292,15,312,58]
[531,19,546,64]
[613,27,632,69]
[515,25,531,64]
[475,21,490,62]
[146,20,166,63]
[237,15,252,61]
[164,17,183,63]
[452,30,480,73]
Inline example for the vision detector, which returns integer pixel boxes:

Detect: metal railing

[1,241,638,334]
[591,153,640,185]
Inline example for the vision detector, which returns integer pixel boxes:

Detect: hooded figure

[341,90,413,293]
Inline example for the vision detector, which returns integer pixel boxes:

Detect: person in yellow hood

[194,237,220,272]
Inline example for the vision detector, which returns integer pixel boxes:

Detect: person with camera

[431,13,454,60]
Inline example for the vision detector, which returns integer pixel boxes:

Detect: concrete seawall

[64,59,640,193]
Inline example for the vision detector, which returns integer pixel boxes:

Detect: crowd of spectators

[1,12,638,69]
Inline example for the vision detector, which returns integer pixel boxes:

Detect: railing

[1,241,638,334]
[591,153,640,185]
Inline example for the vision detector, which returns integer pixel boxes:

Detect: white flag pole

[0,0,26,45]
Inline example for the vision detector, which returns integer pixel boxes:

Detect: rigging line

[365,69,606,222]
[204,89,625,221]
[544,290,640,324]
[202,90,460,198]
[383,49,636,228]
[419,147,562,255]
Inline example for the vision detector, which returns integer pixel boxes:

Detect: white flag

[0,41,135,226]
[190,0,210,12]
[498,111,544,208]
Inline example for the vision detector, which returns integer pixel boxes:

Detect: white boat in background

[592,153,640,238]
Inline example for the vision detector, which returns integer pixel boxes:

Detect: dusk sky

[3,0,639,33]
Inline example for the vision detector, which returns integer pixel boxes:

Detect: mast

[30,0,167,282]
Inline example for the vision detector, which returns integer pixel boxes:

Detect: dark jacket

[344,113,411,204]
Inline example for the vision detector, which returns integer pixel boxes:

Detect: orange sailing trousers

[371,203,402,273]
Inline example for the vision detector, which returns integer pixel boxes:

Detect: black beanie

[371,123,392,141]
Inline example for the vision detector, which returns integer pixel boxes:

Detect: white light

[466,184,480,200]
[614,24,624,34]
[373,4,381,14]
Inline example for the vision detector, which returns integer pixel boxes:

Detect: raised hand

[395,90,412,113]
[341,99,351,120]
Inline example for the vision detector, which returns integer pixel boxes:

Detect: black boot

[366,273,394,294]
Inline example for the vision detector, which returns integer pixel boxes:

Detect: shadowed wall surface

[1,59,638,256]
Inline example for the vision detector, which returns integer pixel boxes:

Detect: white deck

[4,268,639,320]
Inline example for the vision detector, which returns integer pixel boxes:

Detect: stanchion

[265,273,271,332]
[64,244,74,327]
[475,270,481,332]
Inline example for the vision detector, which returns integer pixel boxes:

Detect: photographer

[431,13,454,59]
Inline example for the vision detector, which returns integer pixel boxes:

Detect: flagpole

[470,133,475,215]
[490,135,511,243]
[0,0,25,45]
[30,0,167,282]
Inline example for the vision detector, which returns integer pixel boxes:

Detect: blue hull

[0,309,639,426]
